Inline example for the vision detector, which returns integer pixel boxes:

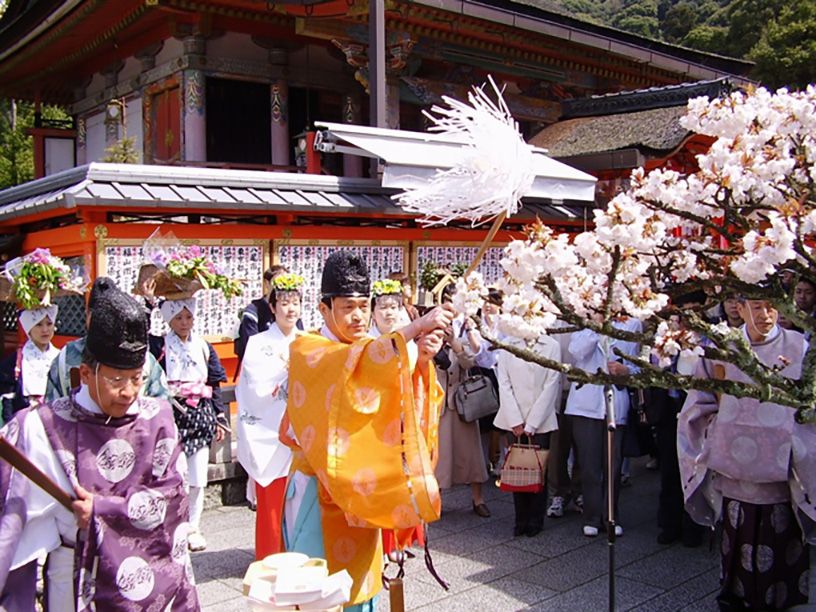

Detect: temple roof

[0,163,585,224]
[529,79,731,158]
[530,105,690,158]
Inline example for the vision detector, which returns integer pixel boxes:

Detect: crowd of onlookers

[426,275,816,547]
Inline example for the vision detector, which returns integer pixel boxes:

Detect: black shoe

[513,525,526,537]
[525,525,542,538]
[472,502,491,518]
[657,529,680,545]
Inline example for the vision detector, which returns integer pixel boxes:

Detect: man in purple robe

[0,282,199,610]
[678,297,816,610]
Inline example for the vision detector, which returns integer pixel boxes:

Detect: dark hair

[264,264,289,283]
[485,288,503,307]
[372,293,403,310]
[675,290,707,308]
[321,296,333,309]
[270,290,301,308]
[388,271,410,285]
[441,283,456,303]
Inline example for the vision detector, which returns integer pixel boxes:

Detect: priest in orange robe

[281,251,452,609]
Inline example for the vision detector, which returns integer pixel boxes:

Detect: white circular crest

[116,556,155,602]
[96,439,136,483]
[152,438,177,477]
[127,489,168,531]
[171,523,190,565]
[55,449,78,486]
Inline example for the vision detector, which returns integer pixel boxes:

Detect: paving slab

[192,457,734,611]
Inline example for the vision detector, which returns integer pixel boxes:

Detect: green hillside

[515,0,816,88]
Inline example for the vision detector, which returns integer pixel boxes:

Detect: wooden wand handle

[0,437,74,511]
[464,211,507,278]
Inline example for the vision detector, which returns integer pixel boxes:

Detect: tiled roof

[530,105,690,158]
[0,163,585,222]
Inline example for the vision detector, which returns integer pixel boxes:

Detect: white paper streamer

[396,76,536,226]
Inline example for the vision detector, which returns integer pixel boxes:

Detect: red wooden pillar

[305,131,321,175]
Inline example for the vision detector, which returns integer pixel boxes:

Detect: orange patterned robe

[283,331,443,605]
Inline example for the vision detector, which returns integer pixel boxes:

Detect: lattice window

[1,302,16,332]
[54,295,86,337]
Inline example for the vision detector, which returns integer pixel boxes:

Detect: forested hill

[513,0,816,89]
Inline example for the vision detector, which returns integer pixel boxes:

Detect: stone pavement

[191,457,721,611]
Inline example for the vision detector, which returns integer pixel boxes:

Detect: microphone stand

[601,336,617,612]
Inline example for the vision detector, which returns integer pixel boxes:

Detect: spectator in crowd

[650,293,706,547]
[0,305,59,424]
[464,289,503,475]
[547,320,582,518]
[794,278,816,318]
[565,317,641,537]
[679,296,815,610]
[435,284,491,518]
[151,296,229,552]
[721,293,744,328]
[495,332,561,537]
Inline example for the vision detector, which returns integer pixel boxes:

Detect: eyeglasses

[98,372,145,391]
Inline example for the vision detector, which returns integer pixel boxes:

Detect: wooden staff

[464,211,507,277]
[389,577,405,612]
[0,437,74,511]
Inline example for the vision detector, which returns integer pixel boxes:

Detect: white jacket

[494,335,561,435]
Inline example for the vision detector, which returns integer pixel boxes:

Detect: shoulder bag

[453,367,499,423]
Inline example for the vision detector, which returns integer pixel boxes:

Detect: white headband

[19,305,58,336]
[159,298,196,324]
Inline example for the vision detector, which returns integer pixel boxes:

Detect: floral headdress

[1,248,83,309]
[144,231,242,300]
[272,273,305,293]
[372,279,403,297]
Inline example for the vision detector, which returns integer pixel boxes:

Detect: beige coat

[494,335,561,435]
[434,344,488,489]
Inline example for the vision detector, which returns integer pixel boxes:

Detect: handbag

[499,437,548,493]
[453,368,499,423]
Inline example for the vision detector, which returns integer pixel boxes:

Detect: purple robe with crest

[0,392,199,610]
[677,325,816,541]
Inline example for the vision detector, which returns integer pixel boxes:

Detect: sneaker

[614,525,624,537]
[582,525,599,537]
[620,474,632,488]
[645,457,659,470]
[188,530,207,552]
[574,495,584,513]
[547,496,565,518]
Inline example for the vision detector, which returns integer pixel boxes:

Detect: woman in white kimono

[0,305,60,423]
[150,297,228,552]
[236,273,304,560]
